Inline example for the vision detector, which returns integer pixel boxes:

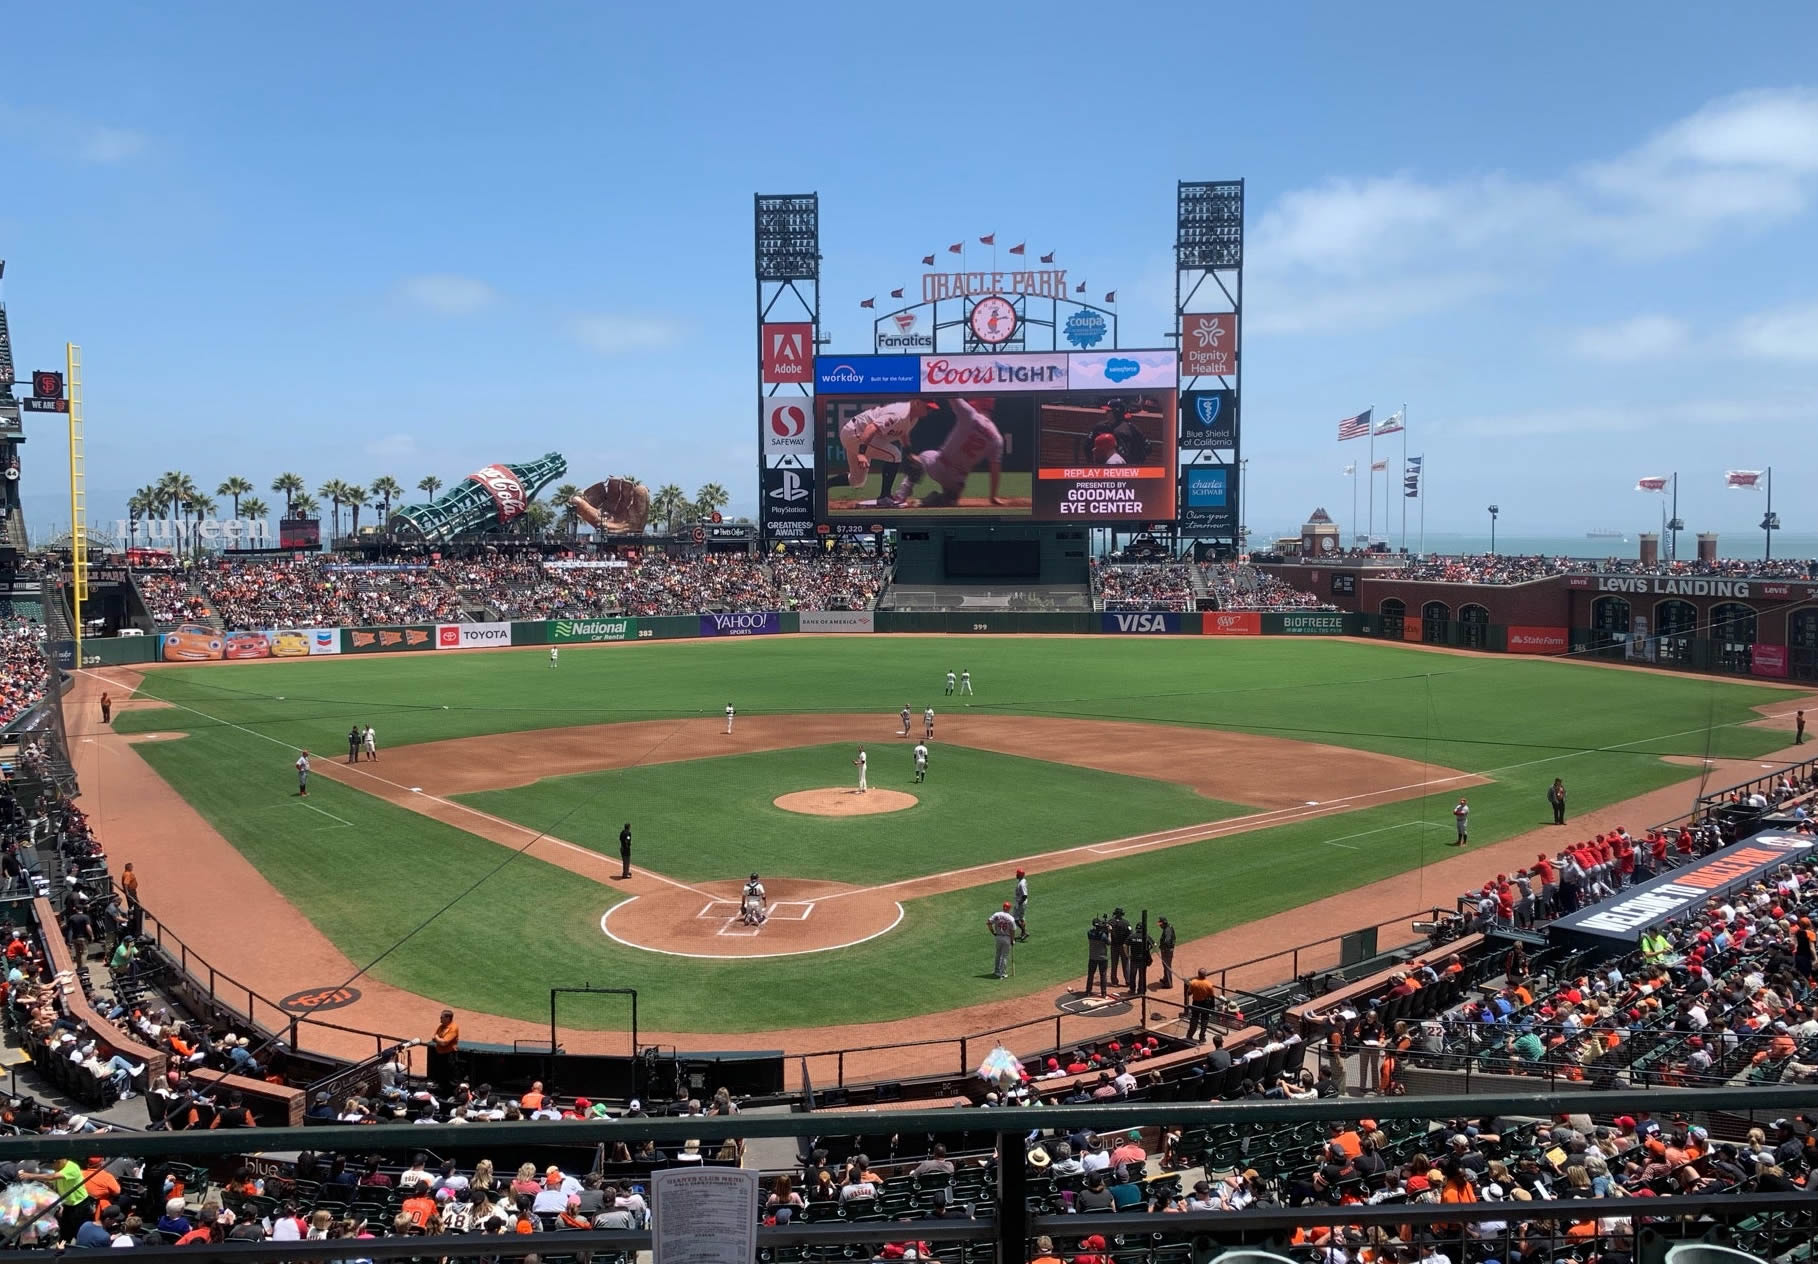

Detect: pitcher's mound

[774,788,918,817]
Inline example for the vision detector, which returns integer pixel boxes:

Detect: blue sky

[2,2,1814,548]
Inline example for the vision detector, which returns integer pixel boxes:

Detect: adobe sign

[761,323,813,383]
[1181,313,1237,378]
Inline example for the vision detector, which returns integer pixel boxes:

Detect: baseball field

[88,635,1802,1048]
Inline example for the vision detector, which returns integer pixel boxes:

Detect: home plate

[410,787,422,793]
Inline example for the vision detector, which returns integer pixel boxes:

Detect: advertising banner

[1552,833,1815,944]
[552,618,640,643]
[799,611,875,633]
[815,355,921,394]
[1181,313,1237,377]
[436,622,513,650]
[306,628,343,656]
[762,466,816,539]
[544,560,631,571]
[278,518,321,549]
[161,625,225,662]
[1269,612,1348,636]
[762,396,814,458]
[1752,643,1789,678]
[1202,611,1261,636]
[919,353,1069,393]
[1507,626,1569,655]
[1179,464,1236,536]
[760,323,813,384]
[346,626,436,654]
[1099,612,1183,634]
[699,612,780,637]
[223,631,272,660]
[1181,390,1238,448]
[1068,350,1176,391]
[875,311,933,352]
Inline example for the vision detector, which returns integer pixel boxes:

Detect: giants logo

[468,464,528,522]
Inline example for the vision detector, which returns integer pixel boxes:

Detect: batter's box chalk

[716,922,762,937]
[767,901,814,921]
[697,900,740,920]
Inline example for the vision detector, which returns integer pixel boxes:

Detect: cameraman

[1084,917,1111,997]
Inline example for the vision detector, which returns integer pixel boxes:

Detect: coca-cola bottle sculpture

[389,453,568,543]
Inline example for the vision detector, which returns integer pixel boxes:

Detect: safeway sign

[762,396,814,457]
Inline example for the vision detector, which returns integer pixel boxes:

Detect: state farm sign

[1181,313,1237,378]
[467,465,528,523]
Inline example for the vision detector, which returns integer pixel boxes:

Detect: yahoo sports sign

[699,612,780,638]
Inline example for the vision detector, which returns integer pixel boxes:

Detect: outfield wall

[68,607,1807,683]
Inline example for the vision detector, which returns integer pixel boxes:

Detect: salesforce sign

[698,612,781,638]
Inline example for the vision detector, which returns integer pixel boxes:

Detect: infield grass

[111,637,1800,1031]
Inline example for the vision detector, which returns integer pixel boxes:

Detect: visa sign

[1100,612,1182,634]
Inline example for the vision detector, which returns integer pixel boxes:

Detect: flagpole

[1419,455,1426,555]
[1350,464,1358,551]
[1399,404,1408,554]
[1765,466,1773,561]
[1366,406,1376,546]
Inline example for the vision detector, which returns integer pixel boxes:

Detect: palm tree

[693,482,730,523]
[515,500,556,538]
[292,493,320,519]
[184,492,216,558]
[551,483,581,537]
[240,496,270,544]
[651,484,687,534]
[216,476,254,520]
[127,486,159,548]
[344,483,368,537]
[417,474,443,502]
[271,472,306,518]
[369,475,403,521]
[156,471,198,549]
[318,480,348,539]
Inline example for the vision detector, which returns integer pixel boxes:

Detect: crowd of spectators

[0,618,49,726]
[1094,563,1194,613]
[1388,554,1817,586]
[133,573,211,626]
[185,562,464,630]
[1201,565,1336,611]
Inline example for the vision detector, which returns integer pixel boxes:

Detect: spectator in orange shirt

[400,1184,437,1227]
[431,1011,460,1054]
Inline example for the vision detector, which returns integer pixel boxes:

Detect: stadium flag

[980,233,995,246]
[1040,251,1054,263]
[1374,409,1405,436]
[859,297,874,309]
[1404,455,1423,497]
[921,254,935,265]
[948,242,963,254]
[1343,463,1356,476]
[1635,475,1669,492]
[1105,291,1117,303]
[890,288,904,299]
[1371,459,1388,472]
[1075,281,1086,293]
[1338,409,1373,441]
[1726,469,1763,489]
[1008,242,1025,255]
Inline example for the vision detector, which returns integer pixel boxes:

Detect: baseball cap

[1003,902,1011,911]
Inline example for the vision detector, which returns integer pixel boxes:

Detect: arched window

[1590,596,1631,657]
[1710,602,1757,675]
[1458,603,1490,650]
[1380,598,1405,640]
[1655,599,1698,666]
[1422,600,1451,645]
[1791,607,1818,683]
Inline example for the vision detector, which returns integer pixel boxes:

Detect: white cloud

[1250,89,1818,332]
[0,104,149,164]
[1570,315,1689,363]
[393,274,497,316]
[1734,300,1818,362]
[566,314,685,354]
[363,433,420,460]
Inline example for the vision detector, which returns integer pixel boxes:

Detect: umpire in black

[618,823,632,879]
[1108,908,1132,988]
[1084,917,1111,997]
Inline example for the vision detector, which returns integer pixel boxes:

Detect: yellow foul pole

[66,343,86,668]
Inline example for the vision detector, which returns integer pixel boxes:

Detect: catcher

[570,477,651,533]
[739,873,768,926]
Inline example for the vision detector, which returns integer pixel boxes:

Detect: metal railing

[1,1087,1814,1264]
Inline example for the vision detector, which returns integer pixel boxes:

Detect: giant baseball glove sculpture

[570,478,652,534]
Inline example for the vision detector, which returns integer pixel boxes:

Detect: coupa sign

[1100,612,1181,634]
[699,612,780,637]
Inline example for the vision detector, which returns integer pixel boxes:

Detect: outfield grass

[454,743,1244,884]
[113,637,1798,1032]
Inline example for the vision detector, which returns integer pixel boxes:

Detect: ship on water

[1585,528,1626,541]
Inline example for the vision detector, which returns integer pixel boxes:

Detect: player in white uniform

[944,670,956,696]
[916,397,1007,507]
[923,706,934,739]
[549,646,559,669]
[725,702,735,735]
[854,748,868,793]
[960,669,973,695]
[840,400,939,505]
[912,741,929,783]
[740,873,768,925]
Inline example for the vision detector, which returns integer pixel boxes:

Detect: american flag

[1337,409,1373,441]
[1635,476,1669,492]
[1726,470,1763,489]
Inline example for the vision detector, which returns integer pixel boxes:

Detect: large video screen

[817,388,1176,522]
